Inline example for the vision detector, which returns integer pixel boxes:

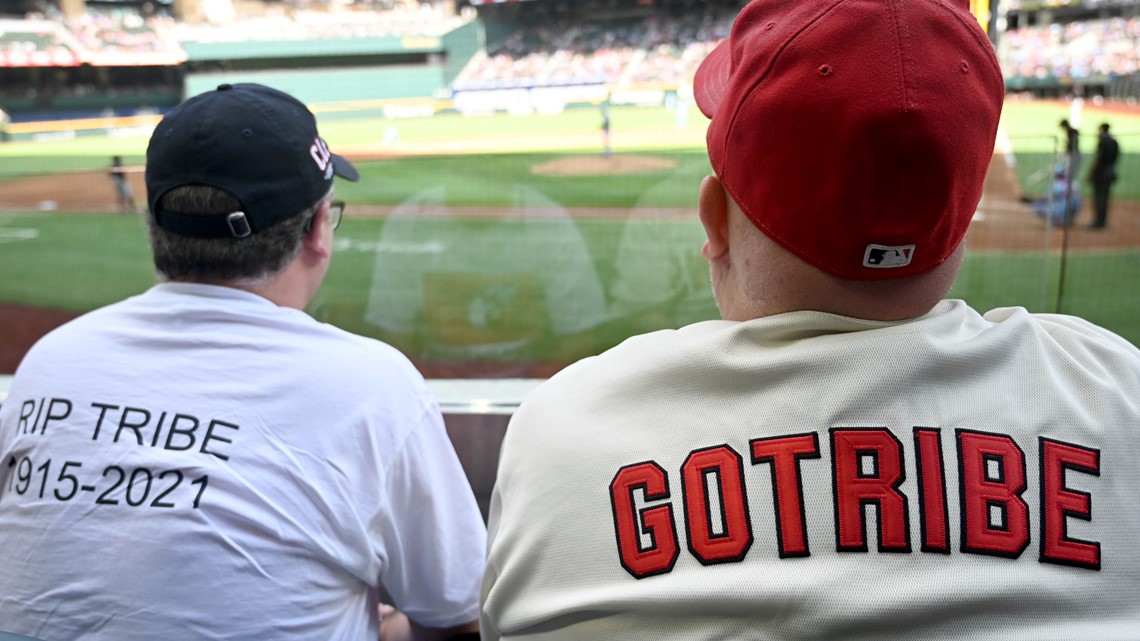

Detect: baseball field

[0,100,1138,376]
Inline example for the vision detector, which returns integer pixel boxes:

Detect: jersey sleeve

[374,393,486,629]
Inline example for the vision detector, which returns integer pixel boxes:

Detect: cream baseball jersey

[0,284,485,641]
[481,300,1140,640]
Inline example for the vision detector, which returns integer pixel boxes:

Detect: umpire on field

[0,83,485,641]
[480,1,1140,639]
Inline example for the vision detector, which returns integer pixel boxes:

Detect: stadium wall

[182,20,482,106]
[0,17,484,138]
[0,89,179,118]
[186,65,447,106]
[441,19,483,85]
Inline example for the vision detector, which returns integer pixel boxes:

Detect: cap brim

[332,153,360,182]
[694,38,733,119]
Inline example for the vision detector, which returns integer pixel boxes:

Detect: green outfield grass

[1,211,1137,356]
[0,104,706,178]
[0,100,1137,372]
[341,150,709,209]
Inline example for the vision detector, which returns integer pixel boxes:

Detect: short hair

[1100,123,1111,133]
[146,185,327,285]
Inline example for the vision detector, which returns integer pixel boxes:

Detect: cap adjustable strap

[154,208,254,239]
[226,212,252,238]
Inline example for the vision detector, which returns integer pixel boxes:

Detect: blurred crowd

[1,6,175,58]
[172,0,467,42]
[1005,0,1140,8]
[63,11,179,54]
[453,7,734,90]
[1004,16,1140,80]
[0,18,78,63]
[0,0,469,108]
[0,0,466,57]
[4,1,1140,93]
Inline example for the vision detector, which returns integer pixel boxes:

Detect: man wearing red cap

[479,1,1140,639]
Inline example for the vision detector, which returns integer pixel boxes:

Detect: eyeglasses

[305,200,346,233]
[327,200,345,231]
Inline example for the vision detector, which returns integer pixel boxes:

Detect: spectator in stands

[0,83,484,641]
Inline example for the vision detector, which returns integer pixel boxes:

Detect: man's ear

[699,174,730,261]
[301,202,333,259]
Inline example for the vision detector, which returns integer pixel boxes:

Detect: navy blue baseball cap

[146,83,359,239]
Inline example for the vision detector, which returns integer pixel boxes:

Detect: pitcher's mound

[532,155,678,176]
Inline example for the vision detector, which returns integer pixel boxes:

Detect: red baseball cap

[695,0,1004,280]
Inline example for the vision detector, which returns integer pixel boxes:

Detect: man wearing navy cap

[0,84,485,641]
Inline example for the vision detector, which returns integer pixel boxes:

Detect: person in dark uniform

[1085,122,1120,230]
[1059,118,1080,156]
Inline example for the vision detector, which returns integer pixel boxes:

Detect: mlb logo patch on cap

[863,244,915,269]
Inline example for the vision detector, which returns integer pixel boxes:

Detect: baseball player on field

[0,83,485,641]
[480,1,1140,639]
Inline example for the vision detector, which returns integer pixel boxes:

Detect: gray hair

[146,185,330,285]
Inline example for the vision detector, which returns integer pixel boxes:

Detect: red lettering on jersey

[914,428,951,553]
[830,428,911,552]
[610,462,679,578]
[750,433,821,558]
[682,445,753,565]
[1040,437,1101,570]
[957,430,1029,558]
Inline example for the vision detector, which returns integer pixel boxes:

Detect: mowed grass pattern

[1,208,1137,362]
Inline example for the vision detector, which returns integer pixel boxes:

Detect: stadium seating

[1003,16,1140,82]
[170,3,467,43]
[0,19,80,67]
[452,6,735,91]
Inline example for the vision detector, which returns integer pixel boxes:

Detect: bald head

[699,176,964,322]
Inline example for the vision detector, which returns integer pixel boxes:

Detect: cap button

[217,83,233,91]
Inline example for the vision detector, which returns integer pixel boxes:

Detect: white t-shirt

[481,300,1140,640]
[0,283,485,641]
